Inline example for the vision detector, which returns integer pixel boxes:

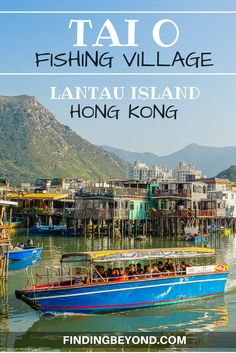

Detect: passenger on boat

[143,264,152,278]
[157,260,164,272]
[74,267,84,285]
[163,258,175,272]
[119,268,128,281]
[99,265,105,277]
[26,239,34,247]
[128,264,139,280]
[104,268,112,280]
[93,265,103,282]
[111,268,128,282]
[180,260,191,274]
[152,263,162,277]
[175,262,181,273]
[111,268,120,281]
[137,263,144,275]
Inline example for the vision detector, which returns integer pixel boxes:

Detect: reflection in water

[9,256,42,272]
[11,296,229,351]
[0,230,235,351]
[20,296,229,334]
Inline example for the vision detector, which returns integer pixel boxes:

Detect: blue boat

[7,246,42,261]
[63,228,76,236]
[29,225,65,236]
[182,233,209,244]
[15,247,228,314]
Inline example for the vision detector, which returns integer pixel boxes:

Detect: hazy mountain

[102,145,161,166]
[102,144,236,177]
[0,95,128,184]
[216,165,236,181]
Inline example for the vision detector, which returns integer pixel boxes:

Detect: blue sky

[0,1,236,155]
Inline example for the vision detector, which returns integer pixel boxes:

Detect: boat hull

[29,226,64,236]
[8,247,42,260]
[16,272,228,314]
[221,229,232,236]
[5,222,21,229]
[182,235,208,244]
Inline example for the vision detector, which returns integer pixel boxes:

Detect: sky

[0,0,236,156]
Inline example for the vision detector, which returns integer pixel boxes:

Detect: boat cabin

[24,247,227,289]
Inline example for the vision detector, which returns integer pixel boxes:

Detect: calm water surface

[1,230,236,351]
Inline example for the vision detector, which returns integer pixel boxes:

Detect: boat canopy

[61,247,215,263]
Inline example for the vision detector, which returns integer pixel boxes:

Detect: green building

[128,200,147,221]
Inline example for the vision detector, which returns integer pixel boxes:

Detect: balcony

[147,209,193,218]
[196,210,217,217]
[114,188,148,198]
[79,187,148,199]
[74,208,128,220]
[152,189,191,198]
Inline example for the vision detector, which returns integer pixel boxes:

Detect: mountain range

[0,95,128,185]
[1,94,236,185]
[102,144,236,177]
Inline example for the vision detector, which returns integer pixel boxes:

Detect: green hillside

[216,165,236,181]
[0,95,128,185]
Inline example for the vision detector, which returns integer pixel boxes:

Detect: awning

[0,200,18,206]
[7,193,68,201]
[61,247,215,263]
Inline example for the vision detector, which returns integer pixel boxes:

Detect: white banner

[186,265,215,274]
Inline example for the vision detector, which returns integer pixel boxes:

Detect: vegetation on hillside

[0,95,128,185]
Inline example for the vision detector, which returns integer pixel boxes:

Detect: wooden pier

[0,235,11,280]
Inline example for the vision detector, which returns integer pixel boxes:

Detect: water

[1,230,236,351]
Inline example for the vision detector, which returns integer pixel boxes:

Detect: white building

[149,165,173,180]
[203,178,231,192]
[129,160,204,183]
[129,161,173,181]
[129,161,149,181]
[208,190,236,218]
[173,162,204,182]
